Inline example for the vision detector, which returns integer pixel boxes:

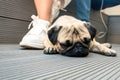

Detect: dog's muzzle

[61,42,89,57]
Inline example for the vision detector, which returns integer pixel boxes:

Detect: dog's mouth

[60,42,89,57]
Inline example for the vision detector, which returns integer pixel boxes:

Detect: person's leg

[19,0,54,49]
[34,0,53,22]
[75,0,91,22]
[19,0,73,49]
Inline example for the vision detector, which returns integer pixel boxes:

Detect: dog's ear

[85,23,96,40]
[48,26,62,45]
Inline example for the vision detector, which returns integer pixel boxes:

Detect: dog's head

[46,16,96,57]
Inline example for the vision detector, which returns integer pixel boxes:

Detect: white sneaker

[19,15,50,49]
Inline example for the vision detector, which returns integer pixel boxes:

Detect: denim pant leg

[75,0,91,22]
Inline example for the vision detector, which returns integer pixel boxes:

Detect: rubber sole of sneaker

[19,42,44,49]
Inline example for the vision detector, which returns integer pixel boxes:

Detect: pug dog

[44,15,117,57]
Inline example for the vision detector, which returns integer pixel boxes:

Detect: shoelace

[28,15,48,32]
[28,15,39,29]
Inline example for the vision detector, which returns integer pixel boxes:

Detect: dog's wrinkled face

[46,16,96,57]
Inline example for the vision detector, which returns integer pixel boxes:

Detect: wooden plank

[0,0,36,21]
[108,35,120,44]
[0,17,29,43]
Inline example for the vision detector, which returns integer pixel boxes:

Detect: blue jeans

[75,0,120,22]
[75,0,91,22]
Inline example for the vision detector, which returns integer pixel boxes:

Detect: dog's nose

[74,49,89,57]
[74,43,82,50]
[74,43,89,57]
[75,42,81,47]
[61,42,89,57]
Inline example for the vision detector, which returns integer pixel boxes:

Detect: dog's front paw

[102,49,117,57]
[44,47,59,54]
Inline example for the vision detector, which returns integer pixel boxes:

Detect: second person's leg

[75,0,91,22]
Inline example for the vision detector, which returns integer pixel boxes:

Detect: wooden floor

[0,44,120,80]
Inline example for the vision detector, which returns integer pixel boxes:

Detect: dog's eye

[60,40,72,48]
[66,40,73,46]
[83,38,91,44]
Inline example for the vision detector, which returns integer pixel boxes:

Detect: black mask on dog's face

[47,23,96,57]
[60,41,89,57]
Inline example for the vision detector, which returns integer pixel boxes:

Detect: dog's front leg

[89,39,116,56]
[44,39,59,54]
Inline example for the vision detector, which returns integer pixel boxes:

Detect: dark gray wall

[0,0,36,43]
